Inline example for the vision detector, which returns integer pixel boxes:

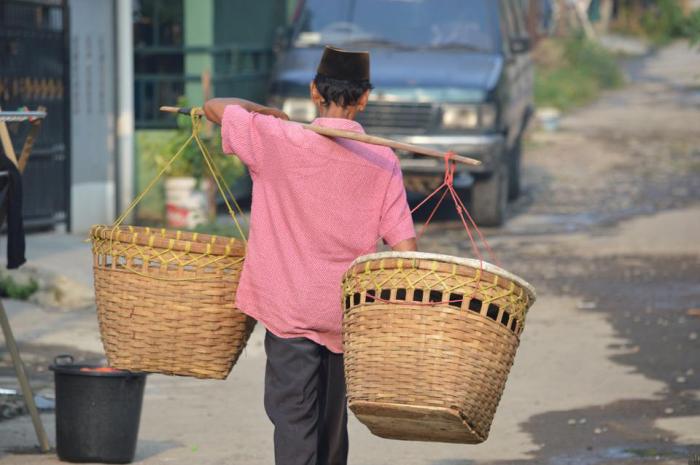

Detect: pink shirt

[221,105,415,353]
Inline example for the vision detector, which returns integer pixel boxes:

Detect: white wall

[69,0,116,232]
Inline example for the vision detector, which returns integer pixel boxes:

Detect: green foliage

[190,221,248,239]
[614,0,700,45]
[682,9,700,45]
[640,0,687,43]
[135,130,172,222]
[564,37,625,88]
[536,67,597,111]
[135,98,248,224]
[0,275,38,300]
[535,37,624,111]
[157,99,243,182]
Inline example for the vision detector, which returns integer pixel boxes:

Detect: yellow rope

[190,111,247,242]
[191,112,246,218]
[110,108,247,240]
[111,134,193,228]
[92,107,249,282]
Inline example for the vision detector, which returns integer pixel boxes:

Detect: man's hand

[203,98,289,125]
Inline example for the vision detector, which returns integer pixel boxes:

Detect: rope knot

[443,151,457,186]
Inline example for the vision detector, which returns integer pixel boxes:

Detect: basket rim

[90,224,245,257]
[349,251,537,301]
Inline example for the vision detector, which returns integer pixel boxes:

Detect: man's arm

[391,238,417,252]
[203,98,289,125]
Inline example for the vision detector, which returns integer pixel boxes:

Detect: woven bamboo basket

[341,251,536,444]
[89,225,254,379]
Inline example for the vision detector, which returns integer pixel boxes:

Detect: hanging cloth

[0,148,26,269]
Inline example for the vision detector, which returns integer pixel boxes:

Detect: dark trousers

[264,331,349,465]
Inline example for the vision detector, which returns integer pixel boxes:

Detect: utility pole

[115,0,134,219]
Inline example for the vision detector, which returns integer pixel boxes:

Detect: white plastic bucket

[164,177,209,229]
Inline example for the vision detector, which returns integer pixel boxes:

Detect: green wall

[181,0,287,103]
[214,0,286,45]
[184,0,214,105]
[213,0,286,101]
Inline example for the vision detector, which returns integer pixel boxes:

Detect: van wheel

[508,137,522,201]
[470,161,508,227]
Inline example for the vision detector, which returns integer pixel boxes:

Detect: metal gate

[0,0,70,229]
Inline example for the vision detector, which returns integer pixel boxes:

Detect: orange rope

[411,151,500,268]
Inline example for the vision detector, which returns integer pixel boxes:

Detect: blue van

[269,0,534,225]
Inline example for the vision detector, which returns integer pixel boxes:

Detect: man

[203,46,416,465]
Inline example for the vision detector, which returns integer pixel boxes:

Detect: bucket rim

[49,362,146,378]
[349,251,537,302]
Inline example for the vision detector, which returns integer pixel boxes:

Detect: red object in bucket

[79,367,122,373]
[165,204,189,228]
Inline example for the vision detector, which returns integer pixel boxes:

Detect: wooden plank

[18,106,45,174]
[349,400,483,444]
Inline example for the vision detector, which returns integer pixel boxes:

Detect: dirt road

[1,41,699,465]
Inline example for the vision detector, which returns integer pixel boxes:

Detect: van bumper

[392,133,504,174]
[388,133,505,192]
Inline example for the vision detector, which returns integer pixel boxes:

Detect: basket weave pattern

[342,255,534,443]
[90,225,254,379]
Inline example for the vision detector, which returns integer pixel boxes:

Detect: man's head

[310,46,373,119]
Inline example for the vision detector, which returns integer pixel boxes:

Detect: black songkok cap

[316,45,370,81]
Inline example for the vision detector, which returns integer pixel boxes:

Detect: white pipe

[115,0,134,219]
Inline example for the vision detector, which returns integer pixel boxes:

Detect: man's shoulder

[350,122,400,163]
[340,140,398,173]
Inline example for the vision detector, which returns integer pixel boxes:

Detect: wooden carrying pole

[160,106,482,167]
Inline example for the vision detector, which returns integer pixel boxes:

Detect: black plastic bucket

[50,355,147,463]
